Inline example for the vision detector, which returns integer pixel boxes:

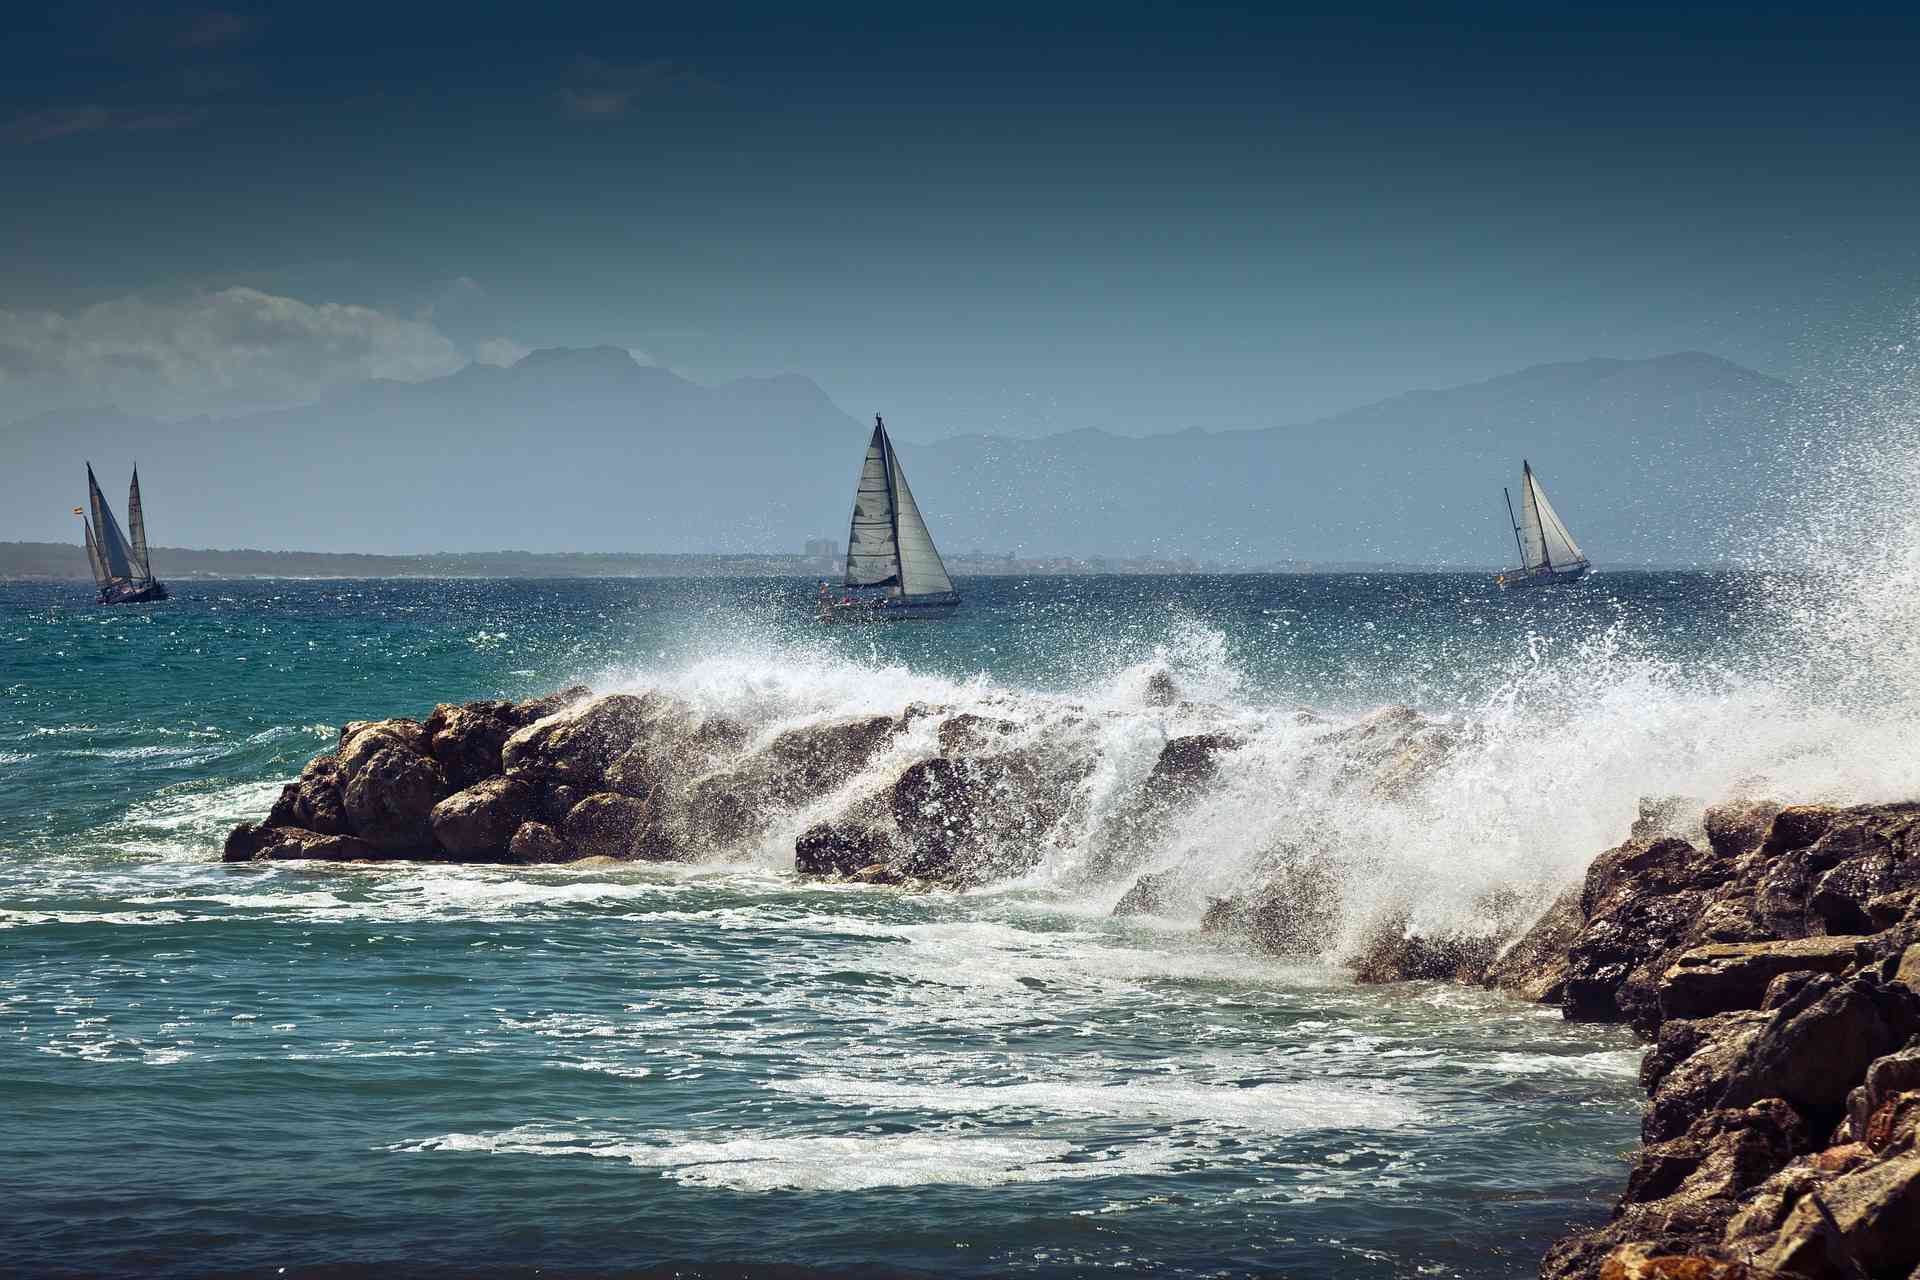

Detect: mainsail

[86,464,139,584]
[842,417,955,597]
[83,518,108,590]
[1517,460,1587,571]
[127,467,152,581]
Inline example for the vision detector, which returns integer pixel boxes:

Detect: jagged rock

[937,713,1017,755]
[1641,1011,1773,1144]
[1085,733,1245,882]
[1113,867,1180,918]
[560,791,658,860]
[537,782,587,826]
[1354,913,1505,984]
[1595,1244,1758,1279]
[341,744,449,854]
[1541,1196,1741,1280]
[1624,1100,1808,1205]
[795,820,900,877]
[511,684,593,725]
[1485,885,1583,1003]
[1720,973,1920,1118]
[1761,804,1841,856]
[283,754,349,834]
[1846,1044,1920,1142]
[891,750,1086,887]
[1702,798,1784,859]
[251,827,377,862]
[430,777,535,859]
[1143,670,1180,706]
[1199,853,1342,957]
[502,692,694,790]
[338,718,431,778]
[1317,704,1456,800]
[1861,1091,1920,1153]
[685,714,902,849]
[426,702,520,791]
[222,821,272,862]
[1565,836,1736,1032]
[1659,937,1861,1021]
[1750,1150,1920,1279]
[508,821,568,864]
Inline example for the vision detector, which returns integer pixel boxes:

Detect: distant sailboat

[817,415,960,623]
[81,464,168,604]
[1495,460,1590,589]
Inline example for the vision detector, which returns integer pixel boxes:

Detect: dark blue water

[7,574,1784,1277]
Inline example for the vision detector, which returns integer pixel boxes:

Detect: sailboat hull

[817,596,960,624]
[1495,563,1589,590]
[99,581,169,605]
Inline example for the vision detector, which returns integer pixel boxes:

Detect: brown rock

[254,827,377,861]
[341,744,449,854]
[502,692,693,790]
[430,777,535,859]
[1659,937,1861,1021]
[1484,885,1583,1003]
[795,820,900,877]
[1720,973,1920,1118]
[1752,1150,1920,1279]
[1863,1092,1920,1153]
[338,718,431,777]
[1702,798,1783,860]
[561,791,654,860]
[508,821,568,864]
[222,821,272,862]
[1113,867,1180,918]
[936,713,1017,755]
[537,782,587,826]
[428,703,520,791]
[1761,804,1840,856]
[1597,1244,1757,1280]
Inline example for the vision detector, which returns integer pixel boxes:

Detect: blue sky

[3,0,1917,434]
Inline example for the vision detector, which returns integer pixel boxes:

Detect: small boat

[817,415,960,623]
[1495,459,1590,589]
[80,463,169,604]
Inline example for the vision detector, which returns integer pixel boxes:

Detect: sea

[6,547,1919,1277]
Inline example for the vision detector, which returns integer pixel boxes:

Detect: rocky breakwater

[222,684,927,867]
[1476,802,1920,1280]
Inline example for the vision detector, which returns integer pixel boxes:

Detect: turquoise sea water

[0,572,1867,1276]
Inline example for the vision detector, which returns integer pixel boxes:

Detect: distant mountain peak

[510,345,647,374]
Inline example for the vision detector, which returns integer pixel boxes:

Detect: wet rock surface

[1520,802,1920,1280]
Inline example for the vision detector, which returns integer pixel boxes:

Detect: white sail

[889,451,955,597]
[1522,463,1587,570]
[87,465,137,583]
[841,418,955,598]
[845,425,900,587]
[83,518,108,590]
[127,468,152,582]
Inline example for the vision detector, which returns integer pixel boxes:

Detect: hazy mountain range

[4,347,1796,565]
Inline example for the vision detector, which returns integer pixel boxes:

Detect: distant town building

[803,538,839,563]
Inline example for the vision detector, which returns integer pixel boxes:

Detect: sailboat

[817,415,961,623]
[1495,459,1590,589]
[80,464,169,604]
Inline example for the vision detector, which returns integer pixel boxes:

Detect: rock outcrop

[1502,802,1920,1280]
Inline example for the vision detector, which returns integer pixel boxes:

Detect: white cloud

[0,286,470,417]
[472,337,533,367]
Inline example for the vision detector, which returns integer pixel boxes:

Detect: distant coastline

[0,541,1735,581]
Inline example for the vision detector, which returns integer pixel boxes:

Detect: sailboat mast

[1503,487,1525,568]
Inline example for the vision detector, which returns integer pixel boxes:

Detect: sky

[2,0,1918,438]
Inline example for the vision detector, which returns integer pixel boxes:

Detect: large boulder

[795,819,900,877]
[685,715,902,850]
[1564,836,1737,1032]
[425,702,521,791]
[284,754,348,834]
[560,791,660,860]
[342,744,449,854]
[338,718,431,778]
[1749,1150,1920,1279]
[430,777,535,859]
[890,749,1083,887]
[1658,937,1861,1022]
[502,692,694,791]
[1719,973,1920,1119]
[1199,853,1343,958]
[507,821,568,864]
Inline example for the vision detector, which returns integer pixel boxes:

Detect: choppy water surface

[9,570,1906,1276]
